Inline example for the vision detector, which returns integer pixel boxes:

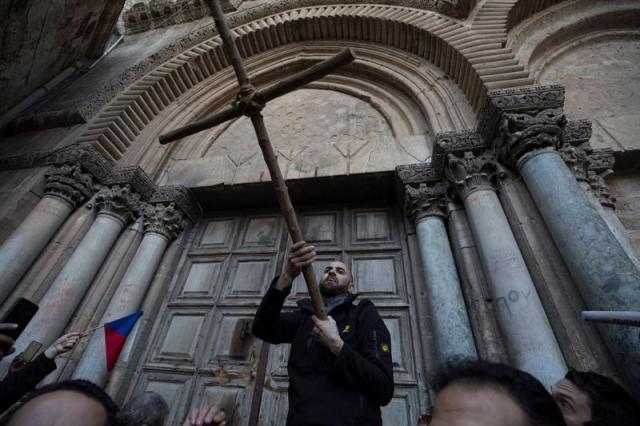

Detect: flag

[104,311,143,371]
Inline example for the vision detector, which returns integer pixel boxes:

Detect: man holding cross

[252,241,394,426]
[160,3,392,421]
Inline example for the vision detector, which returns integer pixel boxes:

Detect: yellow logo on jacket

[342,324,351,334]
[381,343,390,353]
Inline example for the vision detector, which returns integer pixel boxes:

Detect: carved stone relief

[141,202,191,240]
[94,184,142,224]
[445,150,497,199]
[44,163,95,207]
[404,182,449,221]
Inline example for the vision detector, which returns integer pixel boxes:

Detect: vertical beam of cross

[159,1,357,319]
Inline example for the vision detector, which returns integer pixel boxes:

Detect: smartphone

[22,341,43,362]
[1,298,39,341]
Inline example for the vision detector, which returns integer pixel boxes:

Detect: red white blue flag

[104,311,143,371]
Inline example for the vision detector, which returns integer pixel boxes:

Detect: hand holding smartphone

[0,298,39,359]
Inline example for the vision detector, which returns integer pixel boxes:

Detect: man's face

[8,390,107,426]
[319,261,353,297]
[428,383,530,426]
[551,378,592,426]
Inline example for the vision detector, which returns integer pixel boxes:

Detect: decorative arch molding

[118,42,475,181]
[506,0,640,76]
[74,4,534,167]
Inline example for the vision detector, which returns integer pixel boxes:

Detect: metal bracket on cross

[158,0,357,319]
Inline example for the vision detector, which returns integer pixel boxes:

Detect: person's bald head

[0,380,120,426]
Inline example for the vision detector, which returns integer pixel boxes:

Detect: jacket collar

[297,292,359,314]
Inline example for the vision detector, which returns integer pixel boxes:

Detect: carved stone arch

[119,42,477,181]
[506,0,640,79]
[75,4,508,167]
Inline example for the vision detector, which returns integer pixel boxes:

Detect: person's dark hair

[433,360,565,426]
[0,379,121,426]
[118,391,169,426]
[565,370,640,426]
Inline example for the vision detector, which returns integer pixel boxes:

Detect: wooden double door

[130,202,431,425]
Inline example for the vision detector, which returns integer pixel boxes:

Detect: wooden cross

[159,0,357,319]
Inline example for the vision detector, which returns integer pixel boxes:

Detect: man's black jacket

[252,279,394,426]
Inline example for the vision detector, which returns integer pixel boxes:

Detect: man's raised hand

[182,406,226,426]
[276,241,316,290]
[311,315,344,355]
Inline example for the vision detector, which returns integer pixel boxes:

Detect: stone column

[404,181,477,364]
[561,145,640,271]
[0,185,139,371]
[0,164,93,304]
[447,200,508,364]
[490,87,640,392]
[443,143,566,387]
[73,203,188,386]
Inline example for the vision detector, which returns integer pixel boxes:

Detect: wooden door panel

[300,211,342,247]
[222,255,277,301]
[351,208,397,246]
[189,378,253,425]
[150,308,208,365]
[199,218,238,249]
[381,386,419,426]
[349,251,406,302]
[204,308,259,370]
[239,215,282,249]
[179,257,225,298]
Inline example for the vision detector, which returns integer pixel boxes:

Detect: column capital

[445,150,497,199]
[404,181,449,222]
[141,202,190,240]
[479,86,568,169]
[44,163,95,208]
[559,143,591,183]
[94,184,141,224]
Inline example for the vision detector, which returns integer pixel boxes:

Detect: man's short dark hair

[0,379,121,426]
[118,391,169,426]
[433,359,565,426]
[565,369,640,426]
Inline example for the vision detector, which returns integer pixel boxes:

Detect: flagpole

[80,324,103,336]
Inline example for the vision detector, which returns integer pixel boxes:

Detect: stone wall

[0,0,126,115]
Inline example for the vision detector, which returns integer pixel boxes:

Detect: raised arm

[252,241,316,344]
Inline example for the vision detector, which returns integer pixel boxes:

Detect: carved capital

[150,185,202,224]
[563,119,593,146]
[587,148,615,174]
[433,130,485,175]
[559,143,591,183]
[94,184,141,223]
[445,150,497,199]
[494,108,567,168]
[44,164,95,207]
[141,202,190,240]
[479,85,566,142]
[404,181,448,222]
[588,171,616,209]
